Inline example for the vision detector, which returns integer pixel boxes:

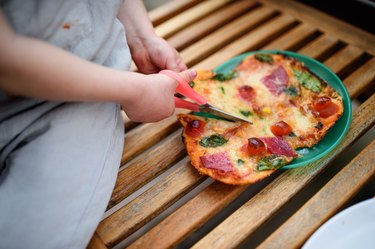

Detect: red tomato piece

[247,137,267,155]
[313,97,338,118]
[186,120,206,138]
[270,121,292,136]
[238,85,256,101]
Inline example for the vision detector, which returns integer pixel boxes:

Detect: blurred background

[144,0,375,34]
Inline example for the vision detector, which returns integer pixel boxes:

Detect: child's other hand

[130,36,187,74]
[122,68,196,123]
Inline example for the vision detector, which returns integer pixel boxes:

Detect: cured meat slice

[261,66,289,95]
[200,152,234,172]
[261,137,296,157]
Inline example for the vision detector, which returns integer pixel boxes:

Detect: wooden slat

[196,14,298,69]
[128,182,247,249]
[167,0,259,51]
[191,94,375,249]
[87,232,107,249]
[344,57,375,99]
[155,0,231,39]
[260,0,375,54]
[262,23,319,51]
[298,34,340,61]
[98,162,205,248]
[149,0,201,26]
[108,131,186,209]
[324,45,364,77]
[180,6,278,67]
[258,140,375,249]
[121,113,181,164]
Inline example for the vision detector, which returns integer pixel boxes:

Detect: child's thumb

[178,68,197,83]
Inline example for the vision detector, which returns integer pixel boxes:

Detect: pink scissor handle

[159,69,207,105]
[174,97,200,112]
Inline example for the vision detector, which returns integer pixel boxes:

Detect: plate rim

[213,50,352,169]
[302,198,375,249]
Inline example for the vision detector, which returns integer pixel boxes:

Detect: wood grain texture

[108,131,186,209]
[98,162,205,247]
[155,0,231,39]
[324,45,364,77]
[121,112,183,165]
[195,14,298,69]
[260,0,375,54]
[257,140,375,249]
[191,94,375,249]
[128,182,247,249]
[149,0,201,26]
[262,23,318,51]
[344,57,375,99]
[298,34,340,61]
[180,6,278,67]
[86,232,107,249]
[167,0,259,51]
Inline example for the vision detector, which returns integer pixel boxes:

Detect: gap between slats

[149,0,202,26]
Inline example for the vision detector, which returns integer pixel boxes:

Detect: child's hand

[130,36,187,74]
[121,68,196,123]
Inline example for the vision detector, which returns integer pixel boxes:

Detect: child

[0,0,195,248]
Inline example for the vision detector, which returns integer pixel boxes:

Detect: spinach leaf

[257,156,287,171]
[212,71,237,81]
[237,159,244,166]
[254,53,273,63]
[284,86,298,96]
[293,69,322,93]
[219,86,225,94]
[199,134,228,148]
[240,110,252,117]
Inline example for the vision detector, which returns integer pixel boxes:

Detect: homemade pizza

[178,53,344,185]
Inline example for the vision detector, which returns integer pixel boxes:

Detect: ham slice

[261,137,296,157]
[261,66,289,96]
[200,152,234,172]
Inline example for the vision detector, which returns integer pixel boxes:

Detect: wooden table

[88,1,375,248]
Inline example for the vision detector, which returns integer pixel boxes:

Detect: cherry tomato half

[238,85,256,101]
[270,121,292,136]
[313,96,338,118]
[186,120,206,138]
[247,137,267,155]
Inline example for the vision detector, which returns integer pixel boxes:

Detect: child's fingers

[178,68,197,83]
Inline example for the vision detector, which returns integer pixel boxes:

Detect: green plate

[212,50,352,169]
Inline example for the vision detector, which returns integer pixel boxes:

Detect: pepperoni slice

[261,137,296,157]
[238,85,256,101]
[261,66,289,96]
[200,152,234,172]
[186,120,206,138]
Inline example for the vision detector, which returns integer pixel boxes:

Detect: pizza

[177,53,344,185]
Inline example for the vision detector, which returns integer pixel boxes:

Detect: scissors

[159,69,252,124]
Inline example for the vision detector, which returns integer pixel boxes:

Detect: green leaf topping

[189,81,195,88]
[212,70,238,81]
[219,86,225,94]
[199,134,228,148]
[237,159,244,166]
[254,53,274,63]
[284,86,298,96]
[293,69,322,93]
[288,131,297,137]
[257,155,287,171]
[240,110,252,117]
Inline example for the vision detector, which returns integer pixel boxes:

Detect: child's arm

[118,0,187,73]
[0,11,195,122]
